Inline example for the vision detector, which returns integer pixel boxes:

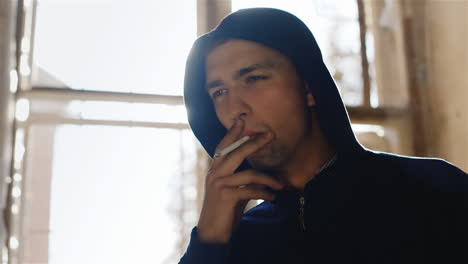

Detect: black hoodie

[180,8,467,264]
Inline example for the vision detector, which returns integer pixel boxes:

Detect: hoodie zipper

[299,196,306,231]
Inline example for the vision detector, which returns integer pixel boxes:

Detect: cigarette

[215,136,250,158]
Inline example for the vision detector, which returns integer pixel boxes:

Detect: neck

[274,114,336,190]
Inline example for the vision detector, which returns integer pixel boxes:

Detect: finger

[215,119,245,154]
[230,185,276,201]
[215,132,274,175]
[219,170,283,190]
[208,119,245,171]
[244,183,270,191]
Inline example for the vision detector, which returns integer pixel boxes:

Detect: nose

[227,93,252,124]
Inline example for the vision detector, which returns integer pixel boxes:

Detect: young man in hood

[179,8,467,264]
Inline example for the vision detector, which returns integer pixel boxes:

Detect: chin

[247,142,289,171]
[247,150,284,172]
[248,158,277,171]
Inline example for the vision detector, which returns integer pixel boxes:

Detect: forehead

[205,39,287,76]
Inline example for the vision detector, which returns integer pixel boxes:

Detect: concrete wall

[0,0,18,260]
[423,0,467,171]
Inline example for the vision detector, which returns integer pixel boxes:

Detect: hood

[184,7,364,165]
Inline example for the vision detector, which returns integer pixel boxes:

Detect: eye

[210,88,228,100]
[246,75,268,83]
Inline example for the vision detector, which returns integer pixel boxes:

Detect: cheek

[214,107,231,129]
[256,87,305,119]
[258,91,308,139]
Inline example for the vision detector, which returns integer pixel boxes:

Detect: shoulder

[363,149,467,192]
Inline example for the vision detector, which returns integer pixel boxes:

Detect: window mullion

[357,0,371,108]
[197,0,232,36]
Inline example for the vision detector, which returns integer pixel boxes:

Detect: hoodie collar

[271,154,340,206]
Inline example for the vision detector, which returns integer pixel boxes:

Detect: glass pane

[33,0,197,95]
[49,125,199,264]
[232,0,364,106]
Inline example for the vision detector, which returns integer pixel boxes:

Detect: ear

[304,81,315,107]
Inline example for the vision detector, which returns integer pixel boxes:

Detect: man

[179,8,467,264]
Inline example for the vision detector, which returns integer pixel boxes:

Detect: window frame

[5,0,413,263]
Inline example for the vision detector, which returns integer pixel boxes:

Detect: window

[6,0,409,263]
[10,1,205,264]
[47,125,198,264]
[32,0,196,95]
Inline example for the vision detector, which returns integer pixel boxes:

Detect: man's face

[205,39,315,170]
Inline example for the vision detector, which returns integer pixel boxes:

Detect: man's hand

[197,119,284,244]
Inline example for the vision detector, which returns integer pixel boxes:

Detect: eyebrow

[205,61,275,91]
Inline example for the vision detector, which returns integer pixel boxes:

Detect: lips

[242,130,263,138]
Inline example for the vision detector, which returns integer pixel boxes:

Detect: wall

[423,0,467,171]
[0,0,18,260]
[374,0,468,171]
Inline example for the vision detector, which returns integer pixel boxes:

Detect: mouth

[242,130,265,138]
[242,130,273,156]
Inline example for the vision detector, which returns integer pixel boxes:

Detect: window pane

[49,125,199,264]
[33,0,197,95]
[232,0,364,106]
